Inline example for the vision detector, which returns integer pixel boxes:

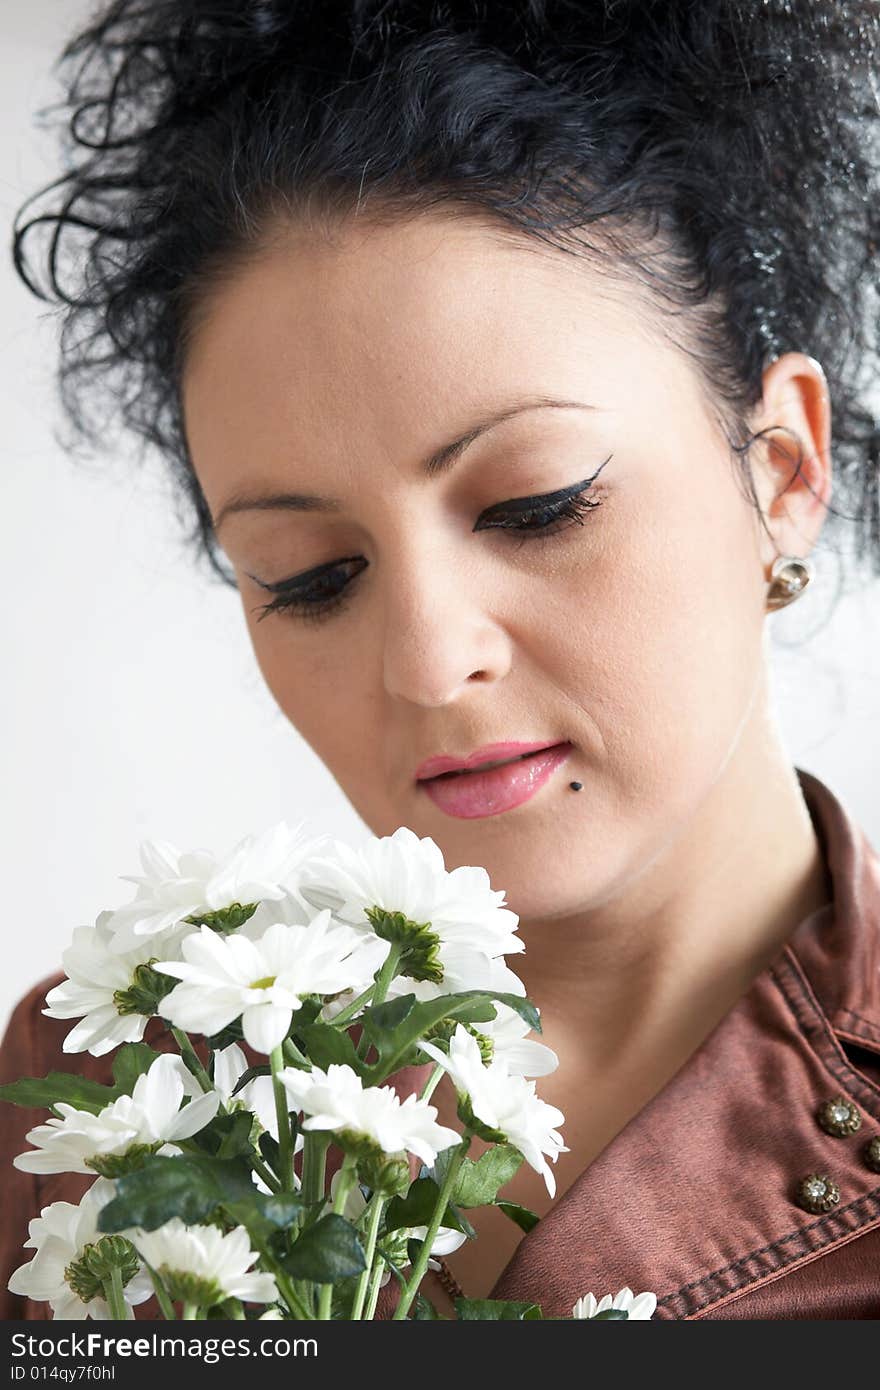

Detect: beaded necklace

[433,1254,467,1302]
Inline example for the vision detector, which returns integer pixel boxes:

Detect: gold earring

[766,554,814,611]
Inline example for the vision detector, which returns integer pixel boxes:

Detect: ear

[748,352,832,571]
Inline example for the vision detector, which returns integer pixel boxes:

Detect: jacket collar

[488,767,880,1318]
[788,767,880,1051]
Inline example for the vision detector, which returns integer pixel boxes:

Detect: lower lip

[417,744,572,819]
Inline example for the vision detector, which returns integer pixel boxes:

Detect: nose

[380,542,512,707]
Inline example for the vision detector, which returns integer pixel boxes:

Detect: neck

[512,668,832,1072]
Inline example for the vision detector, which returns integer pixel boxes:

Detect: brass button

[864,1137,880,1173]
[795,1173,841,1214]
[816,1095,862,1137]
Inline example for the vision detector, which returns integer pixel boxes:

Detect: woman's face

[182,212,813,926]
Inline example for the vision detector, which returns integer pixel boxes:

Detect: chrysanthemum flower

[572,1286,657,1319]
[43,910,191,1057]
[13,1054,220,1176]
[298,827,524,986]
[128,1219,277,1307]
[419,1025,567,1197]
[7,1179,152,1319]
[474,1001,559,1078]
[107,821,326,952]
[154,912,377,1053]
[280,1062,460,1166]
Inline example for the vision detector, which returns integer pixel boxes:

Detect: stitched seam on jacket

[835,1006,880,1046]
[657,1192,880,1300]
[658,952,880,1317]
[772,950,880,1109]
[657,1202,880,1318]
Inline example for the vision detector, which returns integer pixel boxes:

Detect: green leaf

[293,1022,364,1073]
[362,993,415,1035]
[447,1204,476,1239]
[111,1044,161,1095]
[451,1145,523,1208]
[413,1293,443,1319]
[229,1064,270,1097]
[288,995,324,1029]
[454,1297,544,1320]
[495,1200,540,1234]
[591,1309,629,1319]
[259,1131,281,1175]
[362,990,540,1084]
[0,1073,119,1116]
[282,1214,367,1283]
[383,1178,469,1236]
[189,1109,255,1160]
[222,1192,304,1248]
[97,1154,257,1232]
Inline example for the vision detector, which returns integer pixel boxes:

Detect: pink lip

[415,740,564,781]
[417,743,572,819]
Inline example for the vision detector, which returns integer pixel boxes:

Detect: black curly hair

[12,0,880,609]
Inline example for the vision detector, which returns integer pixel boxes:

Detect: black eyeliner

[475,453,612,523]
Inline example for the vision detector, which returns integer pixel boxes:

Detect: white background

[2,2,878,1036]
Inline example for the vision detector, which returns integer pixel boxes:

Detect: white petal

[242,1003,292,1054]
[627,1292,657,1319]
[165,1089,221,1140]
[213,1044,248,1100]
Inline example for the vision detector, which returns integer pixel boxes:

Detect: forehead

[181,211,688,501]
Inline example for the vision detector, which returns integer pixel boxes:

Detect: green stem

[350,1192,387,1320]
[301,1132,330,1207]
[370,943,403,1011]
[270,1045,294,1190]
[418,1063,445,1103]
[182,1302,199,1320]
[393,1137,471,1320]
[102,1266,129,1321]
[145,1263,176,1321]
[328,982,376,1027]
[363,1256,387,1322]
[170,1027,214,1094]
[357,944,402,1061]
[223,1299,246,1319]
[317,1154,358,1320]
[249,1150,282,1193]
[272,1267,313,1320]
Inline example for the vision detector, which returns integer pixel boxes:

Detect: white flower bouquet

[1,821,655,1322]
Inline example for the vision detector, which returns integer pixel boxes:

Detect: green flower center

[250,975,277,990]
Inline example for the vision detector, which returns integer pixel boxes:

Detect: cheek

[534,477,766,816]
[243,608,382,780]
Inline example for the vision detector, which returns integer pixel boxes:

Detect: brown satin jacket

[1,767,879,1320]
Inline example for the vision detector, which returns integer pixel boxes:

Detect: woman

[2,0,879,1319]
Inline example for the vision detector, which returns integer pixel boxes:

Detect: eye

[250,453,611,626]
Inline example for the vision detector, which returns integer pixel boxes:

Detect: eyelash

[251,456,611,626]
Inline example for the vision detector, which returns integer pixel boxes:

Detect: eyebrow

[211,393,598,535]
